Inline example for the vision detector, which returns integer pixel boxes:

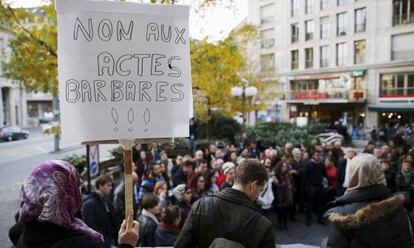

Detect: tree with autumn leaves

[0,0,274,128]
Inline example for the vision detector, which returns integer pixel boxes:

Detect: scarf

[141,209,160,225]
[19,160,103,241]
[401,169,414,184]
[346,153,386,192]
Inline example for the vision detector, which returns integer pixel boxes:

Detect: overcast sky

[7,0,247,41]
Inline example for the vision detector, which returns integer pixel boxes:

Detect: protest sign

[56,0,191,143]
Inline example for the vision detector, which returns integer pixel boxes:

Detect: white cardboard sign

[56,0,191,143]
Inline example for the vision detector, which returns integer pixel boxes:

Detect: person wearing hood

[9,160,139,248]
[324,153,413,248]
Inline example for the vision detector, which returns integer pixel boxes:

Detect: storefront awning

[368,106,414,112]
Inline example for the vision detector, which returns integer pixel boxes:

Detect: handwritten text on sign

[56,1,191,143]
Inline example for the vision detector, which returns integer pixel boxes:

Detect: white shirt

[343,158,351,188]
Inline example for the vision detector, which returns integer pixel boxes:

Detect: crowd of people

[9,121,414,247]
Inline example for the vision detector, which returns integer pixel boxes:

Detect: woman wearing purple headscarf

[9,160,139,248]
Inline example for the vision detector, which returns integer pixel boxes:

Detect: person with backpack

[174,159,275,248]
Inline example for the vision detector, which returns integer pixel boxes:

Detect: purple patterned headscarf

[19,160,103,241]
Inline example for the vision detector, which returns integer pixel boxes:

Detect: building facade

[0,32,53,128]
[247,0,414,128]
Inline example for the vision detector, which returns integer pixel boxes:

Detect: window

[305,48,313,68]
[355,8,367,33]
[260,54,275,72]
[393,0,414,26]
[392,33,414,60]
[354,40,366,64]
[260,29,275,49]
[337,12,347,36]
[291,23,299,43]
[336,42,348,66]
[291,0,300,17]
[260,4,275,24]
[305,20,314,41]
[320,45,330,67]
[380,72,414,97]
[320,0,329,10]
[291,50,299,70]
[306,0,314,14]
[337,0,347,6]
[320,17,330,39]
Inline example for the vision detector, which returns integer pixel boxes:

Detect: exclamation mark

[111,108,119,132]
[128,108,134,132]
[143,108,151,132]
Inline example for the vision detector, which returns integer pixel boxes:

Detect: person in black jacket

[174,159,275,248]
[155,206,181,246]
[172,160,194,187]
[336,148,356,196]
[304,150,328,226]
[137,193,160,247]
[396,160,414,212]
[82,175,119,248]
[9,160,139,248]
[325,153,412,248]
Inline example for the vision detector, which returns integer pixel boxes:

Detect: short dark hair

[141,193,160,210]
[235,159,267,186]
[95,175,113,190]
[183,160,195,169]
[161,206,180,225]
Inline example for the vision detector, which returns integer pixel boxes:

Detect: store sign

[352,70,365,77]
[294,91,329,100]
[294,72,351,81]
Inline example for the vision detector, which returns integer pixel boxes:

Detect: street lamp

[231,79,257,128]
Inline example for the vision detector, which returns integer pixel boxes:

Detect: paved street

[0,127,117,248]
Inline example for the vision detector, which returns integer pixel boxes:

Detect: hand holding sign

[118,209,139,247]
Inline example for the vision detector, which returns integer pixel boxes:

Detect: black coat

[336,158,348,194]
[154,225,179,246]
[175,188,275,248]
[325,185,412,248]
[81,192,118,248]
[172,169,187,187]
[8,220,133,248]
[304,159,327,188]
[137,214,158,247]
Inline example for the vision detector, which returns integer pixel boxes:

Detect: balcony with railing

[393,13,414,26]
[355,23,366,33]
[380,87,414,98]
[286,89,366,102]
[261,39,275,49]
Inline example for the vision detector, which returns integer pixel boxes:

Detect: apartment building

[247,0,414,127]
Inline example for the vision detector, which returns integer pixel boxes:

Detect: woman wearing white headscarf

[324,153,412,248]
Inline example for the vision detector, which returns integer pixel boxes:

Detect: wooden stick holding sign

[118,139,135,218]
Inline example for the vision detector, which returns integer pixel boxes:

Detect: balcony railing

[393,13,414,26]
[288,89,350,100]
[380,87,414,98]
[261,39,275,49]
[355,23,366,33]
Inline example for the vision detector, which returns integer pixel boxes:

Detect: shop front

[286,71,367,126]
